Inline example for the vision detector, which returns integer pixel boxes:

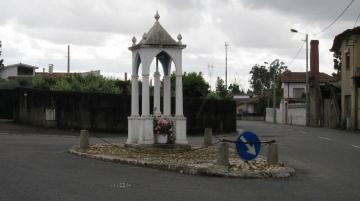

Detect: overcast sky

[0,0,359,90]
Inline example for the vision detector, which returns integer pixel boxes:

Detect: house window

[345,52,350,70]
[293,88,305,98]
[18,67,34,75]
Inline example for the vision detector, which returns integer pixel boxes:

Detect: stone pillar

[163,75,171,116]
[217,142,229,166]
[175,74,183,116]
[80,130,89,150]
[174,73,187,144]
[153,71,161,115]
[127,74,140,144]
[267,143,279,165]
[142,74,150,116]
[204,128,212,147]
[131,75,139,116]
[138,73,154,144]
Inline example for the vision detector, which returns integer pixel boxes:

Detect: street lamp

[290,28,309,126]
[262,60,278,124]
[269,60,279,124]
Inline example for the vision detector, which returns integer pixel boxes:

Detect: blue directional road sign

[236,131,261,161]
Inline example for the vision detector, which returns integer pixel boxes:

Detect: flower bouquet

[153,116,174,144]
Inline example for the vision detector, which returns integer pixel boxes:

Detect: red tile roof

[280,72,337,83]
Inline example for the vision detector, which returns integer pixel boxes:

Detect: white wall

[266,103,306,126]
[0,67,17,79]
[282,82,306,98]
[287,105,306,126]
[265,108,281,123]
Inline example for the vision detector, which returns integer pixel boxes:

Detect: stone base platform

[68,143,295,179]
[124,143,191,152]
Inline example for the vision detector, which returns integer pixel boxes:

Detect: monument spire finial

[154,11,160,21]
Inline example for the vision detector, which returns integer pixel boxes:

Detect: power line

[354,9,360,27]
[287,41,305,67]
[313,0,355,35]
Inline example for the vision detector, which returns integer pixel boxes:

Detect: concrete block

[203,128,212,147]
[267,143,278,165]
[217,142,229,167]
[80,130,90,150]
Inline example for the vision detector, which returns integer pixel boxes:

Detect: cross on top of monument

[129,11,186,50]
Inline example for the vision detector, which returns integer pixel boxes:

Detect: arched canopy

[130,11,185,76]
[132,48,182,76]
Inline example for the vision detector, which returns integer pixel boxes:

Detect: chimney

[49,64,54,73]
[125,72,127,81]
[310,40,319,76]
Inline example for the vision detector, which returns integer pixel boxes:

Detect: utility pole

[208,64,214,90]
[305,33,309,126]
[0,40,3,68]
[291,29,309,126]
[225,42,228,90]
[273,63,277,124]
[67,45,70,73]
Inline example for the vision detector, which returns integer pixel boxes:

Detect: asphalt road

[0,121,359,201]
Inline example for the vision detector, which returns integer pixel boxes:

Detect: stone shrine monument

[127,12,188,145]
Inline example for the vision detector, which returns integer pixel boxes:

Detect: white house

[281,71,336,100]
[233,95,259,114]
[0,63,39,80]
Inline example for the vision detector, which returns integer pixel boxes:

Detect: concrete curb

[68,146,295,179]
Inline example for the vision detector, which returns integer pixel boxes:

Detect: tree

[228,83,246,95]
[215,77,228,98]
[248,59,288,114]
[183,72,210,97]
[333,53,341,74]
[33,74,123,94]
[170,72,209,98]
[249,59,288,95]
[249,64,270,95]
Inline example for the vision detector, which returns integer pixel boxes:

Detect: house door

[357,88,360,130]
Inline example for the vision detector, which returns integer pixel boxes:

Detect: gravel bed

[69,143,295,178]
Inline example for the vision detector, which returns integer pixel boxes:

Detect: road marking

[0,132,9,135]
[352,145,360,149]
[239,136,256,155]
[318,136,332,141]
[299,130,307,134]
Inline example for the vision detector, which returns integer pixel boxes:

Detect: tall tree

[228,83,245,95]
[215,77,228,98]
[249,59,288,95]
[249,64,270,95]
[170,72,210,98]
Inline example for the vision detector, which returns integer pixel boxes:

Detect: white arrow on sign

[240,136,256,155]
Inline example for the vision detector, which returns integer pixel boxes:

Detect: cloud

[0,0,356,90]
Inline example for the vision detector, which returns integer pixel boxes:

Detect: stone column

[138,73,154,144]
[174,73,188,144]
[175,74,183,116]
[142,74,150,116]
[163,74,171,116]
[131,75,139,116]
[153,59,161,115]
[127,74,140,144]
